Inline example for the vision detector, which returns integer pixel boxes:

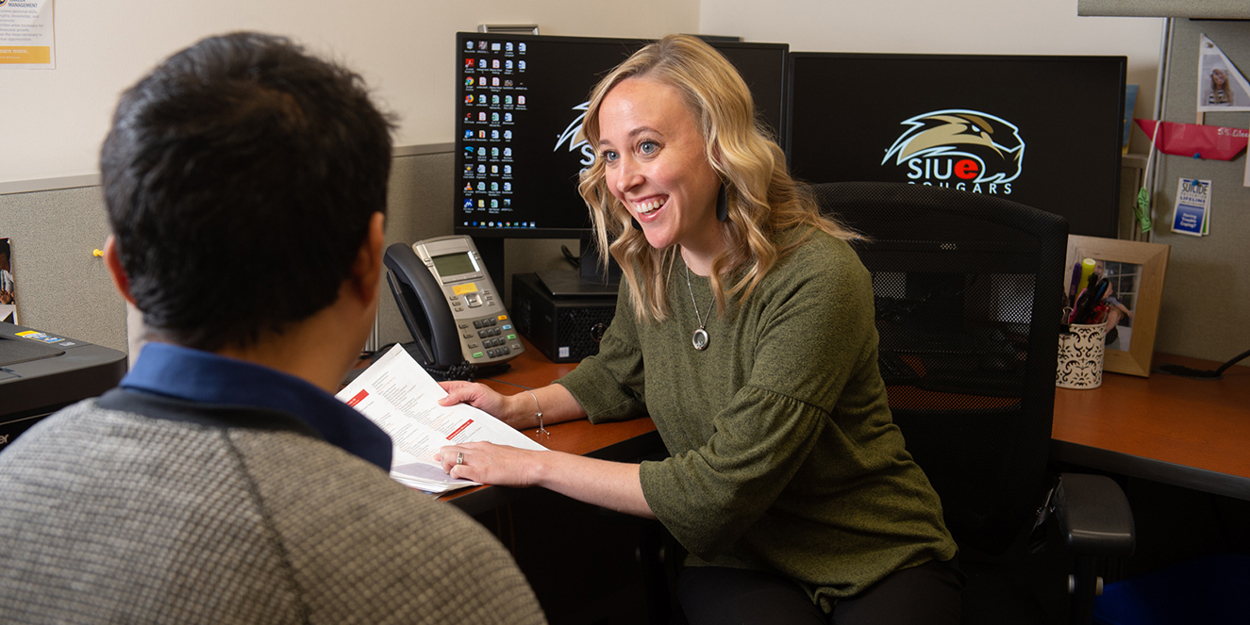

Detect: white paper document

[337,344,546,493]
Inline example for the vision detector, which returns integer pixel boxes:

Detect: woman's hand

[435,441,655,519]
[436,441,544,487]
[438,380,530,429]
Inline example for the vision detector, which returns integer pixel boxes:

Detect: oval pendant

[692,328,709,351]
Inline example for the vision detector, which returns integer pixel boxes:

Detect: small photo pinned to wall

[0,237,15,323]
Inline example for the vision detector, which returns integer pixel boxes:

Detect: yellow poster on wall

[0,0,54,70]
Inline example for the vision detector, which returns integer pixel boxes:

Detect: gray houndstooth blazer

[0,389,547,624]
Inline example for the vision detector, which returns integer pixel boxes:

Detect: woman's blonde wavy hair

[578,34,854,323]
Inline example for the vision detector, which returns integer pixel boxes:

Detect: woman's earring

[631,217,642,231]
[716,184,729,222]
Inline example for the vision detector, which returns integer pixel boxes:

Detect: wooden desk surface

[438,338,660,515]
[1052,353,1250,500]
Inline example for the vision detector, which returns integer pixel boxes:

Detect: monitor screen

[455,32,788,240]
[785,53,1125,238]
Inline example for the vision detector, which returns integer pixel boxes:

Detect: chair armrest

[1053,472,1135,557]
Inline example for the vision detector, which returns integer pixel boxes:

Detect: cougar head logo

[882,109,1025,184]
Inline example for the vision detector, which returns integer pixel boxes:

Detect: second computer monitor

[786,53,1126,238]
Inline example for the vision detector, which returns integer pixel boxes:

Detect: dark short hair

[100,32,395,351]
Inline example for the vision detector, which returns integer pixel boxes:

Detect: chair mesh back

[811,182,1068,555]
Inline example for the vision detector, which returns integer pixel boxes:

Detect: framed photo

[1065,235,1170,377]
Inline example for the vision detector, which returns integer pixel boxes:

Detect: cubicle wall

[1145,19,1250,363]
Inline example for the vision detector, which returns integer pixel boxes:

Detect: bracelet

[524,390,549,436]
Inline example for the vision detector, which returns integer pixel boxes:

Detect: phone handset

[383,242,461,368]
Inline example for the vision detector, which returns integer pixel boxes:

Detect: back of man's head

[101,32,394,352]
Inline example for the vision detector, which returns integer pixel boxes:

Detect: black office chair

[809,182,1135,625]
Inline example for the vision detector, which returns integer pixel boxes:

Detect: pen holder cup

[1057,323,1106,390]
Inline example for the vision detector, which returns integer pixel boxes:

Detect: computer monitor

[454,32,789,247]
[785,53,1126,238]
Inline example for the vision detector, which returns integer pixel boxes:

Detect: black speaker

[511,273,616,363]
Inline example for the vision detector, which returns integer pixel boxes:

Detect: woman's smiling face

[597,77,724,265]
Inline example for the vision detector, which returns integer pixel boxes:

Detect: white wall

[0,0,700,186]
[701,0,1164,146]
[2,1,1164,187]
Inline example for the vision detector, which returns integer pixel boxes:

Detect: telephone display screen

[431,252,477,278]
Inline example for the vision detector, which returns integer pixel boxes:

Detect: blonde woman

[438,35,960,624]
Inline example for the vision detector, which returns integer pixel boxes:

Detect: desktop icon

[518,60,526,71]
[491,95,500,105]
[465,77,474,87]
[479,77,487,86]
[504,165,512,175]
[491,199,499,208]
[503,147,512,157]
[504,130,512,140]
[504,113,513,123]
[491,113,500,122]
[491,165,498,174]
[491,43,501,52]
[466,41,475,50]
[518,43,526,53]
[478,200,485,208]
[464,95,474,104]
[477,165,486,174]
[505,42,514,53]
[503,182,512,192]
[490,182,498,191]
[491,147,499,157]
[492,59,500,69]
[478,41,487,51]
[478,59,487,69]
[465,58,475,68]
[464,165,474,175]
[463,198,473,208]
[479,112,487,121]
[491,130,499,140]
[464,146,475,156]
[504,79,513,87]
[492,77,500,87]
[477,147,486,157]
[478,95,486,104]
[504,95,513,106]
[504,199,512,207]
[464,183,473,193]
[478,130,486,139]
[505,60,513,71]
[517,95,526,105]
[477,182,486,191]
[464,130,473,139]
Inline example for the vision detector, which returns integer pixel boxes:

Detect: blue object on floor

[1093,554,1250,625]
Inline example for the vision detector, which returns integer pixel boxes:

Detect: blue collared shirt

[121,342,392,470]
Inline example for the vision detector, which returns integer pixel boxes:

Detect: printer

[0,322,127,452]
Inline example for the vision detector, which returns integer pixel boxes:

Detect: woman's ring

[456,451,465,466]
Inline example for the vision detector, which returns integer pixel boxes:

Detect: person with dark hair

[0,32,545,625]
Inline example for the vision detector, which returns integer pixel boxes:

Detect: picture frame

[1064,235,1170,377]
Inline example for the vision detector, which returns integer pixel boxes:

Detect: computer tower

[511,272,616,363]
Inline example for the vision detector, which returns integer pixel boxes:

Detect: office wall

[1147,19,1250,363]
[0,0,700,186]
[701,1,1165,148]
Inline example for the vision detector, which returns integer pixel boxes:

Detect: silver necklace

[684,264,713,351]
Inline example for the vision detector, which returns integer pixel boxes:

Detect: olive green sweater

[557,230,957,612]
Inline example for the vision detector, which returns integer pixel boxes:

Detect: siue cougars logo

[554,102,597,175]
[881,109,1025,194]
